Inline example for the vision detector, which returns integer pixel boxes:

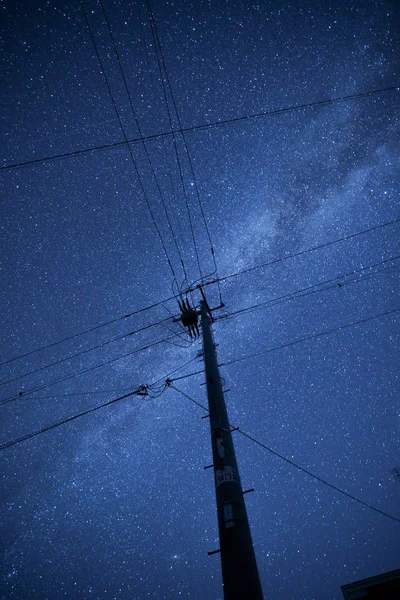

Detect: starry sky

[1,0,399,598]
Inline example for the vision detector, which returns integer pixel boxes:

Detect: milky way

[1,1,399,598]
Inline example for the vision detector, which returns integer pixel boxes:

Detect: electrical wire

[2,218,397,372]
[11,388,134,400]
[1,86,396,172]
[145,0,223,302]
[0,388,144,451]
[219,308,399,369]
[192,217,400,291]
[216,256,400,322]
[170,385,400,525]
[0,333,177,407]
[173,85,400,137]
[0,315,175,388]
[162,135,191,292]
[159,322,194,347]
[98,0,190,288]
[235,428,400,524]
[169,368,205,383]
[0,354,202,450]
[160,300,189,337]
[0,295,177,368]
[145,0,204,282]
[18,353,201,402]
[170,307,399,383]
[152,352,202,388]
[81,2,179,289]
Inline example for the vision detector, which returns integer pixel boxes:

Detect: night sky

[1,1,399,599]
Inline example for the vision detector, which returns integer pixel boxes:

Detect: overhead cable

[170,385,400,525]
[0,298,177,370]
[193,217,400,292]
[81,2,179,287]
[234,428,400,524]
[0,354,201,450]
[98,0,190,287]
[0,316,175,388]
[216,256,400,322]
[21,353,201,401]
[2,218,397,370]
[0,86,396,172]
[145,0,203,282]
[0,334,176,407]
[146,0,223,301]
[0,390,143,451]
[219,308,399,368]
[170,307,399,382]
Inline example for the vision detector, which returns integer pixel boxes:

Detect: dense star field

[1,0,399,598]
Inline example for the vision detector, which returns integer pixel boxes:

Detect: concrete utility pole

[200,300,264,600]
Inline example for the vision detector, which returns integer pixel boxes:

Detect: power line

[0,388,143,451]
[152,353,202,388]
[81,2,179,288]
[98,0,190,288]
[2,218,397,371]
[170,385,400,525]
[0,333,176,407]
[170,368,205,383]
[0,354,201,450]
[178,85,399,136]
[216,256,400,322]
[197,217,400,290]
[234,430,400,524]
[10,388,134,400]
[145,0,204,282]
[1,86,397,172]
[146,0,223,301]
[0,294,177,368]
[22,353,201,401]
[170,307,399,382]
[158,320,194,347]
[219,308,399,368]
[0,315,175,388]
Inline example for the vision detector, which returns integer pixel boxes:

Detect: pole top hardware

[198,285,225,321]
[136,384,149,396]
[177,297,200,338]
[207,548,221,556]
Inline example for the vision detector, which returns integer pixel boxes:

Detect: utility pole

[200,300,264,600]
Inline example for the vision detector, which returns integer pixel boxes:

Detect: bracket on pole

[199,285,213,321]
[208,549,221,556]
[136,384,149,396]
[198,286,225,321]
[243,488,255,495]
[204,464,214,470]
